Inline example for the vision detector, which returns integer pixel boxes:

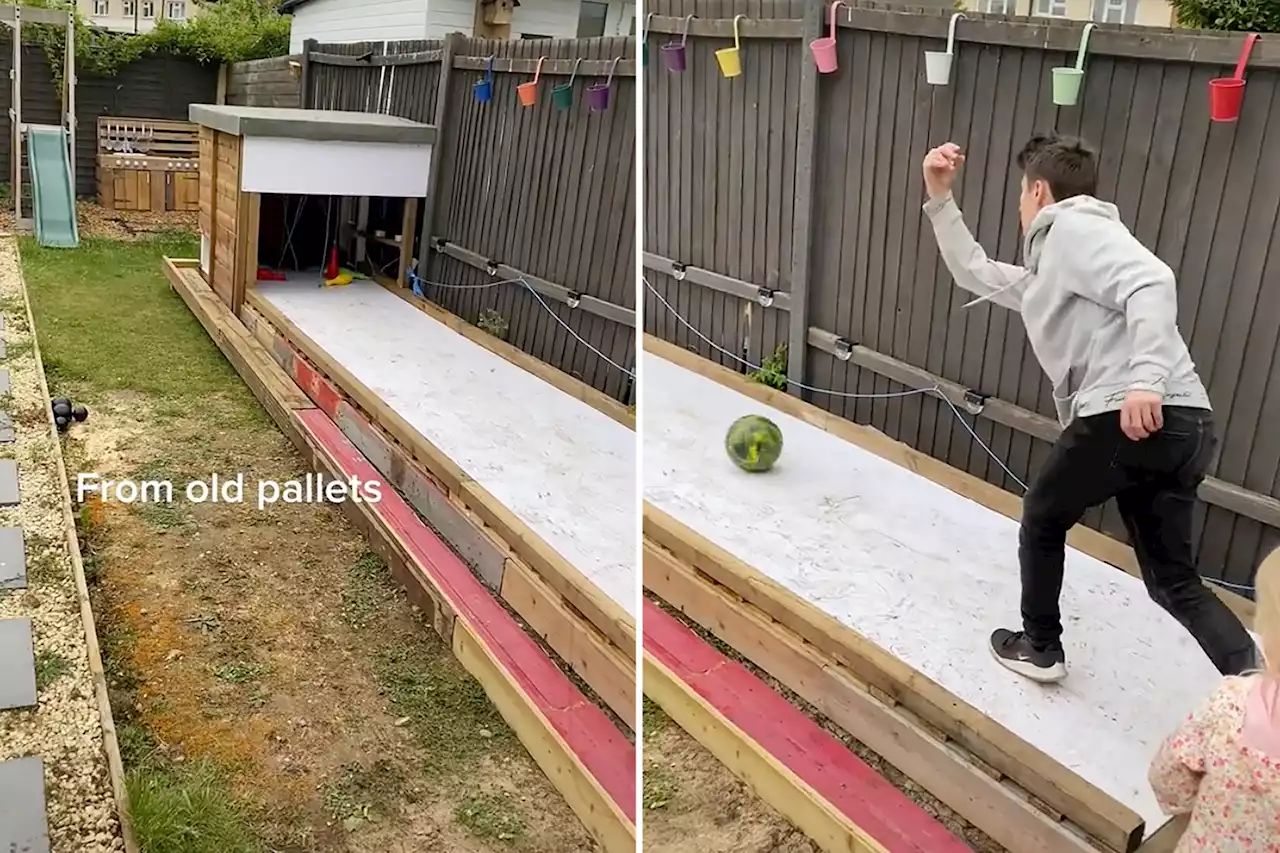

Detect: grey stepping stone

[0,757,49,853]
[0,529,24,590]
[0,340,7,359]
[0,370,9,397]
[0,412,12,445]
[0,619,35,710]
[0,460,18,507]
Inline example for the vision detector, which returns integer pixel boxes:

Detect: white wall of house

[289,0,432,53]
[78,0,193,34]
[288,0,631,52]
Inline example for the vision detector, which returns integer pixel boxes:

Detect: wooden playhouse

[189,104,436,314]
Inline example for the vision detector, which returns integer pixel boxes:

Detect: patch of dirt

[643,721,817,853]
[0,203,196,241]
[73,392,595,853]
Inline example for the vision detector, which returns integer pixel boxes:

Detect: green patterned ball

[725,415,783,473]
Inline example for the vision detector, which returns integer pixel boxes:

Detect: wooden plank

[149,169,165,213]
[785,0,824,394]
[645,334,1255,625]
[835,8,1280,69]
[645,539,1101,853]
[398,199,417,288]
[645,599,978,853]
[247,291,637,658]
[500,558,635,728]
[646,13,805,38]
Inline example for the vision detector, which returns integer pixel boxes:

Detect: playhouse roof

[188,105,436,146]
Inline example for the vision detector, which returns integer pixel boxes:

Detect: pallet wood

[643,338,1150,853]
[165,257,636,852]
[16,244,141,853]
[645,539,1104,853]
[98,117,201,212]
[247,289,636,658]
[645,599,976,853]
[300,409,636,853]
[644,335,1254,627]
[238,300,636,729]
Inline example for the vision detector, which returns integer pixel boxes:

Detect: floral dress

[1149,675,1280,851]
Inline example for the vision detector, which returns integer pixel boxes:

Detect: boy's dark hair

[1016,133,1098,201]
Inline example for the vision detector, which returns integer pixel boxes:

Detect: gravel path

[0,238,122,853]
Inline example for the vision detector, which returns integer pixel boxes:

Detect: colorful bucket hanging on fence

[1051,23,1094,106]
[1209,33,1259,122]
[716,15,746,78]
[810,2,844,74]
[664,15,695,72]
[552,58,583,110]
[924,13,964,85]
[474,55,496,102]
[587,57,623,112]
[518,56,547,107]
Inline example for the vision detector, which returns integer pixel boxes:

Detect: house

[279,0,635,53]
[78,0,198,34]
[972,0,1176,27]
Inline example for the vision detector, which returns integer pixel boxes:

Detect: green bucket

[552,83,573,110]
[1052,67,1083,106]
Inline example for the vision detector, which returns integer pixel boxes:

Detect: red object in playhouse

[1209,33,1259,123]
[324,246,339,280]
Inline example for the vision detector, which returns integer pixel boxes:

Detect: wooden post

[299,39,317,110]
[65,8,75,198]
[398,198,418,287]
[215,63,229,105]
[786,0,824,399]
[12,6,21,223]
[417,31,461,278]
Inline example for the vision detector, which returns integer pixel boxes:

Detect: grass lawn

[19,232,586,853]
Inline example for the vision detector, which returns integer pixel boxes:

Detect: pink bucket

[810,37,837,73]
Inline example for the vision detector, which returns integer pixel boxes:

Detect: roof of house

[188,104,436,145]
[277,0,315,12]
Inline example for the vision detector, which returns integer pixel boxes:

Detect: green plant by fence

[643,0,1280,589]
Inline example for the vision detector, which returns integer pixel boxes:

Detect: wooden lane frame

[645,335,1254,626]
[245,289,637,659]
[237,300,635,729]
[163,259,636,851]
[643,335,1155,853]
[646,540,1105,853]
[644,599,978,853]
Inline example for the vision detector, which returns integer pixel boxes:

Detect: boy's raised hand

[923,143,965,200]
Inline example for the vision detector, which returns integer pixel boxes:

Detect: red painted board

[297,407,636,822]
[644,600,971,853]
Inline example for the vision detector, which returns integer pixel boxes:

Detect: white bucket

[925,50,953,86]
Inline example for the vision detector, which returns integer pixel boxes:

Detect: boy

[921,133,1257,683]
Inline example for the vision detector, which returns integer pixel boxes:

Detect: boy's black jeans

[1019,405,1257,675]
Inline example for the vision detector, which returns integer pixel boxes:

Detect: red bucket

[1209,78,1245,122]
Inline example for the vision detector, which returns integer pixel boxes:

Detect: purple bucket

[587,84,611,112]
[662,42,687,72]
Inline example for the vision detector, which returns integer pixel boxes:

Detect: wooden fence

[226,55,302,108]
[290,35,637,403]
[642,1,1280,589]
[0,35,217,197]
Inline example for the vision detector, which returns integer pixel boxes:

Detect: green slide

[28,127,79,249]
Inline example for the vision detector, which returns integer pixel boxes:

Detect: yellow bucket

[716,47,742,78]
[717,14,746,79]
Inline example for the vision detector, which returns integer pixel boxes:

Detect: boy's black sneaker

[989,628,1067,683]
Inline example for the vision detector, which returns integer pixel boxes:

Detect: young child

[1148,550,1280,850]
[921,133,1258,683]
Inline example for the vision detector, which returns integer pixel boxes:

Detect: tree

[1167,0,1280,33]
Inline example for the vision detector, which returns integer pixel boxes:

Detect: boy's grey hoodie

[922,193,1210,427]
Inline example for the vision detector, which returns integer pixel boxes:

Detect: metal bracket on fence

[757,287,776,308]
[671,262,687,281]
[963,389,989,416]
[430,237,635,328]
[832,337,854,362]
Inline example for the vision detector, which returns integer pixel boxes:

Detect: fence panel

[643,3,1280,588]
[227,55,302,108]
